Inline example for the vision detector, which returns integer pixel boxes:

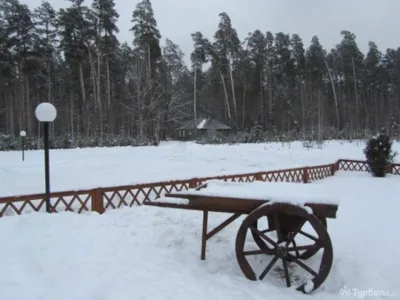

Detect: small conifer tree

[363,133,396,177]
[248,122,264,143]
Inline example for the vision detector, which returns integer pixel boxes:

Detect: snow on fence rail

[0,159,399,218]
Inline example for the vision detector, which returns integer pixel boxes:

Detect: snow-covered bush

[363,133,397,177]
[247,123,264,143]
[228,131,250,144]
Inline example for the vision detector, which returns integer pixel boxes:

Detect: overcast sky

[21,0,400,65]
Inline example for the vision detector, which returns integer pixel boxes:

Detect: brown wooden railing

[338,159,400,175]
[0,159,398,218]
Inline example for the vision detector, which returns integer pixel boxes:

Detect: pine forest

[1,0,400,149]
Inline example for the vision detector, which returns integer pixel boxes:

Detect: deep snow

[0,171,399,299]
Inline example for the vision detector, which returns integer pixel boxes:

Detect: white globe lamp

[35,102,57,122]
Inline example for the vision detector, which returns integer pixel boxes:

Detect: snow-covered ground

[0,171,399,300]
[1,140,399,197]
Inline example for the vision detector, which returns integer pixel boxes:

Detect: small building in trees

[175,116,231,140]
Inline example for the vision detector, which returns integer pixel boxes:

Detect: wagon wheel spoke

[250,219,275,252]
[289,239,301,257]
[299,230,318,242]
[296,220,326,260]
[249,226,277,247]
[282,258,291,287]
[290,257,318,277]
[259,256,279,280]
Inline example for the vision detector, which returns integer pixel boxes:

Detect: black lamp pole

[43,122,51,213]
[21,136,25,161]
[35,102,56,214]
[20,130,26,161]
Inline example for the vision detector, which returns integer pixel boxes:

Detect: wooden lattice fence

[0,159,398,218]
[338,159,400,175]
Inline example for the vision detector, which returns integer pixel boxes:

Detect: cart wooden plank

[173,180,339,206]
[144,179,339,219]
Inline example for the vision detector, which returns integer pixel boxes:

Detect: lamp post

[35,103,57,213]
[20,130,26,161]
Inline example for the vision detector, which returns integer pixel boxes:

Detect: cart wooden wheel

[236,203,333,294]
[251,217,327,260]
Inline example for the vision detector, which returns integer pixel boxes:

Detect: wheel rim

[235,203,333,294]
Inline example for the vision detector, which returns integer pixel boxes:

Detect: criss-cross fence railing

[0,159,399,218]
[338,159,400,175]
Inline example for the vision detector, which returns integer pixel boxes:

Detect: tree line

[1,0,399,149]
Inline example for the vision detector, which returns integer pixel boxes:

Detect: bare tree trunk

[45,63,55,140]
[259,69,264,128]
[88,46,98,129]
[70,96,74,140]
[106,54,111,109]
[228,57,237,125]
[324,59,340,129]
[8,95,15,138]
[153,103,160,144]
[242,82,247,129]
[47,63,52,103]
[106,54,112,133]
[300,81,306,140]
[193,67,197,125]
[78,62,87,137]
[317,89,323,145]
[134,62,145,138]
[352,57,359,135]
[147,44,151,77]
[25,78,32,136]
[268,74,273,125]
[79,63,86,105]
[219,70,231,121]
[97,48,102,143]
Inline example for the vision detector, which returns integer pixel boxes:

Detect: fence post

[255,173,263,181]
[336,160,341,171]
[303,167,309,184]
[91,188,104,214]
[388,164,394,174]
[330,163,336,176]
[189,178,198,189]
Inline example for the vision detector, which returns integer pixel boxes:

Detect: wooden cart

[143,180,339,294]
